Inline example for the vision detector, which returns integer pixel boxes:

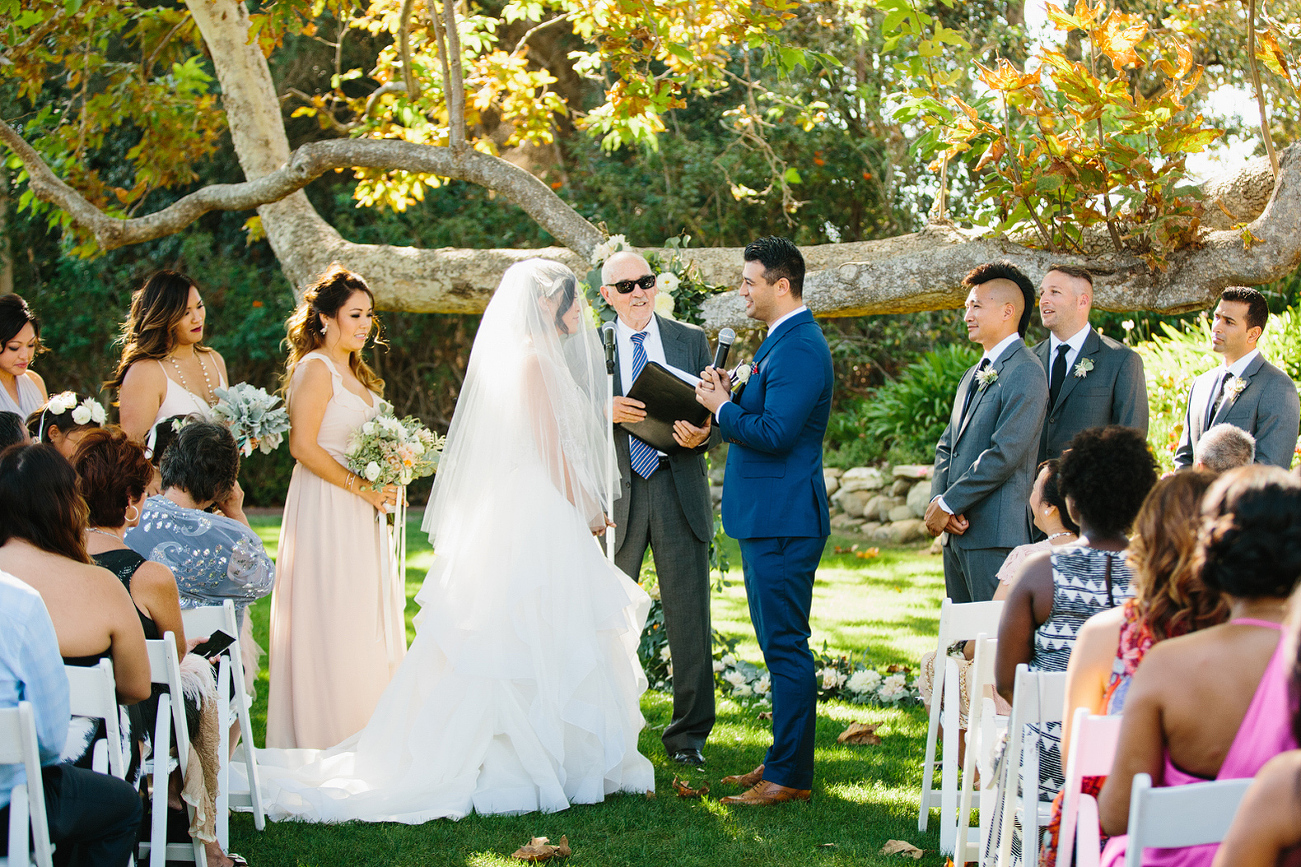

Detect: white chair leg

[216,658,231,851]
[149,694,172,867]
[938,656,962,854]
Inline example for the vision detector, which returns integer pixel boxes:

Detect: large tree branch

[0,119,601,257]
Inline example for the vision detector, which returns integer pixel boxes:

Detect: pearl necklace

[167,351,216,405]
[1046,531,1075,542]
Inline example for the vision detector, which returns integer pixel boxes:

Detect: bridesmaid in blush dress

[266,265,406,750]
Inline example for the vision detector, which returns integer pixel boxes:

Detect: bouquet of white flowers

[345,409,444,490]
[211,383,291,457]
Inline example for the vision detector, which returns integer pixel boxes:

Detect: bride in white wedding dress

[253,259,655,823]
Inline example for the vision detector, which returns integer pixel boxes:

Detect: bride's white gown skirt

[253,468,655,823]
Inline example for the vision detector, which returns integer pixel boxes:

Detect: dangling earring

[125,504,140,525]
[320,319,328,335]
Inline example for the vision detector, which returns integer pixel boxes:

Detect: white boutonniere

[1225,376,1248,403]
[731,362,755,391]
[1073,357,1094,378]
[975,366,999,390]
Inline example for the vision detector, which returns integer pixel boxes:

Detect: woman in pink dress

[1097,466,1301,867]
[266,265,405,749]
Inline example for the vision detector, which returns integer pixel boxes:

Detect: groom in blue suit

[696,237,833,805]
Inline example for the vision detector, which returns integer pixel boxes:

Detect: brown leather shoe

[719,780,811,806]
[721,764,765,788]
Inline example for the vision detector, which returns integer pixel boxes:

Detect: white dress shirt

[1047,323,1093,376]
[1223,348,1261,379]
[616,314,668,457]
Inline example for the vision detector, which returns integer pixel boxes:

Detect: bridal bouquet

[345,409,444,490]
[211,383,291,457]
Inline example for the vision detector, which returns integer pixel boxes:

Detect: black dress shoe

[670,748,706,766]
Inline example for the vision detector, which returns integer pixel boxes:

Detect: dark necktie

[961,358,991,421]
[1208,372,1233,427]
[628,331,659,478]
[1048,343,1070,410]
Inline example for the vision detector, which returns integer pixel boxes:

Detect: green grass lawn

[233,516,948,866]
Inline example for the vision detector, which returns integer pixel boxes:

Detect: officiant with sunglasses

[601,251,719,768]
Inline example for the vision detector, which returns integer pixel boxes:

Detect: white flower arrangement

[589,234,630,266]
[653,291,676,319]
[210,383,290,457]
[819,667,848,691]
[731,362,754,389]
[345,410,445,490]
[655,272,680,294]
[702,648,920,709]
[1225,375,1248,403]
[975,365,999,390]
[1073,357,1094,378]
[43,392,106,426]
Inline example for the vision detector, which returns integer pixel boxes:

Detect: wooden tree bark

[1,0,1297,328]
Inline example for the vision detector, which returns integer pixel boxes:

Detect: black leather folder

[619,361,711,454]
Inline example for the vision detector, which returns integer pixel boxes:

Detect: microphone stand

[603,325,617,562]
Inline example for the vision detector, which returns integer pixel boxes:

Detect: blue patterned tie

[629,331,659,478]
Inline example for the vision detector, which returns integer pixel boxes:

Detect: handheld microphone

[712,327,736,371]
[601,321,617,375]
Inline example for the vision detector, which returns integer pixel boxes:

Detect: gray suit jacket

[1172,353,1300,469]
[931,339,1048,550]
[611,315,718,552]
[1032,328,1148,462]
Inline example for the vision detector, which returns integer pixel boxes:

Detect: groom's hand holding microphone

[694,327,735,417]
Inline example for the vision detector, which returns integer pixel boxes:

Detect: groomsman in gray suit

[1033,264,1148,464]
[1173,286,1300,469]
[602,250,718,767]
[926,262,1049,603]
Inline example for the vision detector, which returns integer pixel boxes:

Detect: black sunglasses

[609,274,657,294]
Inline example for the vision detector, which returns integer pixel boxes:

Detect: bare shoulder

[121,358,166,390]
[1073,607,1125,663]
[26,369,47,396]
[128,559,179,595]
[203,348,229,380]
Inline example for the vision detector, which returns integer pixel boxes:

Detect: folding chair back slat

[0,703,54,867]
[954,635,1005,865]
[64,659,126,779]
[1124,772,1252,867]
[1058,710,1123,867]
[994,665,1068,867]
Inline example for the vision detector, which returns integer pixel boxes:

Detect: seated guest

[992,425,1157,840]
[0,410,26,448]
[1193,423,1255,473]
[125,420,274,627]
[1097,466,1301,866]
[1039,469,1224,865]
[917,459,1078,753]
[0,443,151,774]
[0,569,142,867]
[27,392,106,459]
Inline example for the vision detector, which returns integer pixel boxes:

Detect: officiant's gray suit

[612,313,718,756]
[1172,354,1300,469]
[1032,329,1148,463]
[932,339,1048,603]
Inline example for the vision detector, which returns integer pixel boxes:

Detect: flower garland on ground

[637,575,921,709]
[584,233,725,327]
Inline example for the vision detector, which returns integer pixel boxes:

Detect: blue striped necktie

[629,331,659,478]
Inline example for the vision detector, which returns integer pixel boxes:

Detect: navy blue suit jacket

[718,309,833,540]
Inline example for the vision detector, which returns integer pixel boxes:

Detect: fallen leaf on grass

[879,839,924,859]
[757,711,772,721]
[672,777,709,798]
[645,790,656,800]
[512,835,571,862]
[817,842,837,848]
[837,722,882,745]
[855,547,880,559]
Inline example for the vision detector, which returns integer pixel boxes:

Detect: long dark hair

[0,293,41,347]
[107,270,214,391]
[0,443,91,563]
[282,264,384,395]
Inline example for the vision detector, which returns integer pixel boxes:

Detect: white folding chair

[64,660,127,780]
[138,635,207,867]
[994,664,1068,867]
[1058,709,1123,867]
[918,597,1005,851]
[1124,772,1252,866]
[953,634,1008,865]
[181,602,265,846]
[0,703,54,867]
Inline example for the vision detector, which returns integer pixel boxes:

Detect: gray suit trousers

[615,464,715,754]
[942,544,1010,604]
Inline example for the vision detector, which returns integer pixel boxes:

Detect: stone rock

[870,524,896,544]
[865,495,905,522]
[830,513,865,531]
[710,485,723,507]
[838,490,872,519]
[929,535,944,555]
[888,504,915,523]
[861,521,882,537]
[824,472,840,497]
[893,464,934,480]
[824,467,844,479]
[890,518,929,544]
[839,466,886,492]
[907,482,932,519]
[889,478,913,497]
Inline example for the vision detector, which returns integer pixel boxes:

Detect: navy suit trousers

[738,535,826,791]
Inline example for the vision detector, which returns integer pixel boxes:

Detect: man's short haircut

[1195,423,1256,473]
[963,260,1035,336]
[1219,286,1269,333]
[744,236,805,299]
[600,250,650,286]
[0,411,25,449]
[1047,263,1094,287]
